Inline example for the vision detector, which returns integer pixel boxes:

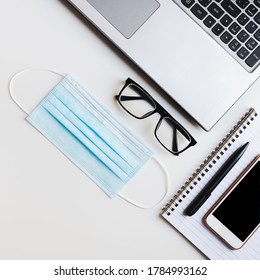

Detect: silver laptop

[66,0,260,131]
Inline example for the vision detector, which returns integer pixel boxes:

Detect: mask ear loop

[9,68,64,114]
[118,156,169,209]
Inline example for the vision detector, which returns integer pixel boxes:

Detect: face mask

[9,69,168,208]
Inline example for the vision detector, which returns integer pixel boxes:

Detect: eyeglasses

[116,78,197,156]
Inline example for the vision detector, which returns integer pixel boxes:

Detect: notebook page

[162,110,260,260]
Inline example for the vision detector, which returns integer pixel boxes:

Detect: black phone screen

[213,161,260,241]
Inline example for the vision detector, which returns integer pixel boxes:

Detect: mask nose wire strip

[118,156,169,209]
[9,68,64,115]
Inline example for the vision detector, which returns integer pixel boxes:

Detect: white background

[1,0,260,260]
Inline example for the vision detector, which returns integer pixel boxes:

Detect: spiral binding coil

[162,108,257,215]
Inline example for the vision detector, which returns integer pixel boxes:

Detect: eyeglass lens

[156,117,192,153]
[119,84,156,118]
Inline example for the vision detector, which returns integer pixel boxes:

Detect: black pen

[184,142,249,216]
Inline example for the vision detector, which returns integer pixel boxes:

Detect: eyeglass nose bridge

[152,102,170,118]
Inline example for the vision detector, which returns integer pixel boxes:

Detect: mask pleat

[49,91,138,175]
[55,85,142,168]
[42,99,134,181]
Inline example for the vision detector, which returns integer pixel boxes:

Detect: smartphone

[204,156,260,249]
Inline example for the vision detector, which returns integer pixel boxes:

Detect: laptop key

[212,23,225,35]
[246,4,258,17]
[237,13,250,25]
[220,31,233,43]
[237,30,250,42]
[221,0,241,18]
[208,2,224,19]
[191,4,208,19]
[254,29,260,41]
[229,22,241,34]
[254,12,260,24]
[203,15,216,27]
[245,45,260,66]
[246,21,258,33]
[199,0,212,7]
[229,39,241,51]
[220,14,233,26]
[254,0,260,8]
[246,37,258,50]
[181,0,195,8]
[237,47,250,59]
[236,0,250,9]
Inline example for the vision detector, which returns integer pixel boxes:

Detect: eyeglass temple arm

[116,95,154,103]
[116,95,144,101]
[172,126,178,153]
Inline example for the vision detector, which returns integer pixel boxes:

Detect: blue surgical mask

[26,74,154,198]
[10,70,168,208]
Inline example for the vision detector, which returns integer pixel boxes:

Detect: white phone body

[204,156,260,250]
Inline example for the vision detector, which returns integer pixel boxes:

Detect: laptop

[66,0,260,131]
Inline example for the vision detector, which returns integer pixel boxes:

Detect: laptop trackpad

[87,0,160,38]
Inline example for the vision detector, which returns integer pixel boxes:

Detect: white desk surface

[1,0,260,260]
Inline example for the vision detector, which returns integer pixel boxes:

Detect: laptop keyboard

[174,0,260,72]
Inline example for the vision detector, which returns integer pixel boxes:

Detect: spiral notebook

[162,108,260,260]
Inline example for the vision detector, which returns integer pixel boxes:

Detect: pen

[184,142,249,216]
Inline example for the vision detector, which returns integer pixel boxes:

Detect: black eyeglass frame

[116,78,197,155]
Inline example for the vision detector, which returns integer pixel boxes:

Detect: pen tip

[244,142,250,148]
